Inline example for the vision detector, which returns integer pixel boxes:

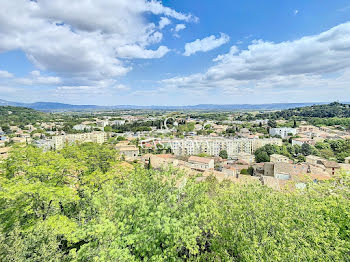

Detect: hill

[257,102,350,119]
[0,106,49,127]
[0,98,341,112]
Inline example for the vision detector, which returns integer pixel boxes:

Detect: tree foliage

[0,144,349,261]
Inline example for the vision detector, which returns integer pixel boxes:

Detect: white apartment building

[73,124,92,131]
[269,128,297,138]
[51,132,106,150]
[112,120,126,126]
[162,137,282,158]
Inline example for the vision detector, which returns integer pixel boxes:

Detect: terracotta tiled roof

[320,160,340,168]
[188,156,212,164]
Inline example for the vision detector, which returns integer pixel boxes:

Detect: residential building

[161,137,282,158]
[292,138,315,146]
[73,124,92,131]
[115,145,139,160]
[0,147,10,160]
[11,137,29,144]
[96,120,109,127]
[345,156,350,164]
[305,155,341,175]
[270,154,292,163]
[188,156,214,171]
[112,120,126,126]
[269,127,297,138]
[49,132,106,150]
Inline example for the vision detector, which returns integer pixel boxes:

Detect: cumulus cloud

[163,22,350,96]
[175,24,186,32]
[159,17,171,29]
[0,0,196,86]
[0,70,13,78]
[116,45,170,59]
[183,33,230,56]
[16,75,62,85]
[0,70,62,86]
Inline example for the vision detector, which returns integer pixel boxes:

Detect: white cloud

[159,17,171,29]
[183,33,230,56]
[0,69,62,86]
[0,70,13,78]
[175,24,186,32]
[162,22,350,98]
[116,45,170,59]
[0,0,195,86]
[30,70,41,77]
[114,84,130,90]
[294,10,299,15]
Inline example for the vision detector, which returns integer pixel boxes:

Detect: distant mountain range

[0,99,345,112]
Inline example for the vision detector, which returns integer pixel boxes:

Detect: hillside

[0,106,49,127]
[257,102,350,119]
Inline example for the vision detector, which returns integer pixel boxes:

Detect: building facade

[161,137,282,158]
[50,132,106,150]
[269,128,297,138]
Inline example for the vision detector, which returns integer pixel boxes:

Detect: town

[2,1,350,260]
[1,103,350,191]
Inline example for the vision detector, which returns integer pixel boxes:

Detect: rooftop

[188,156,213,164]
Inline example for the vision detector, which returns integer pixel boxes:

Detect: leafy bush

[0,144,349,261]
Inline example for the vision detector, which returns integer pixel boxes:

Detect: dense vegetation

[257,102,350,119]
[256,103,350,126]
[0,106,49,127]
[1,143,349,261]
[255,139,350,163]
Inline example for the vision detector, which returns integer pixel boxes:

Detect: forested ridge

[257,102,350,119]
[0,143,349,261]
[0,106,49,126]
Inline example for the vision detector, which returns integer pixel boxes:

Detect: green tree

[104,125,112,132]
[255,150,270,162]
[268,119,277,128]
[301,143,312,156]
[1,143,350,261]
[219,150,228,159]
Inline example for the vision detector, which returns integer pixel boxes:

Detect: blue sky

[1,0,350,105]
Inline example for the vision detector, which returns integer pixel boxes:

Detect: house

[320,160,340,175]
[96,120,109,128]
[305,155,323,165]
[11,137,28,144]
[235,153,255,164]
[270,154,292,164]
[0,147,10,160]
[292,138,315,146]
[188,156,214,171]
[306,155,340,175]
[222,163,249,177]
[345,156,350,164]
[269,128,297,138]
[200,170,260,184]
[263,162,329,179]
[112,120,126,126]
[73,124,92,131]
[221,165,237,177]
[115,145,139,160]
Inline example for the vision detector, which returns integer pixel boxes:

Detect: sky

[1,0,350,106]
